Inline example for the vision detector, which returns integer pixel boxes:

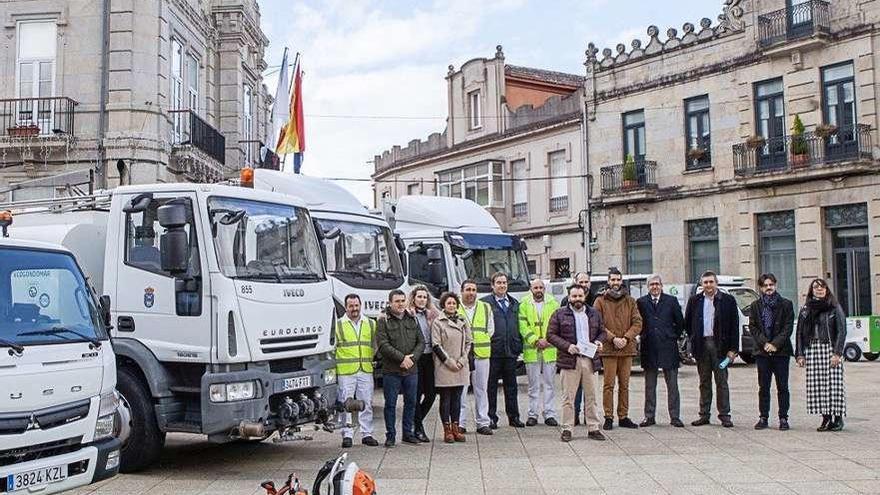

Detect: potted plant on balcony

[622,154,638,190]
[7,123,40,138]
[687,147,707,162]
[746,135,766,149]
[790,115,809,169]
[815,122,838,139]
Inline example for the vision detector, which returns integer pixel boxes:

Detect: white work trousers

[336,371,373,439]
[459,358,491,429]
[526,360,558,420]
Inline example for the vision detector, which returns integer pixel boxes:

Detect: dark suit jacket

[747,296,795,357]
[637,293,684,370]
[684,291,740,359]
[481,294,522,359]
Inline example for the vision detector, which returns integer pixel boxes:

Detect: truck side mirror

[158,202,189,275]
[99,295,112,330]
[393,234,407,276]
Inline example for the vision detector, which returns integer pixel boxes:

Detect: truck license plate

[7,464,67,492]
[282,376,312,391]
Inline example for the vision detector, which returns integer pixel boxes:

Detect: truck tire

[864,352,879,361]
[117,367,165,472]
[739,353,755,365]
[844,344,862,362]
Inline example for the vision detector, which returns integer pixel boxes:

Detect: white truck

[253,170,408,317]
[383,196,530,300]
[3,183,338,472]
[1,224,124,493]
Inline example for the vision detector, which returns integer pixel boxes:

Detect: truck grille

[0,436,83,468]
[260,334,319,354]
[0,399,91,435]
[269,357,304,374]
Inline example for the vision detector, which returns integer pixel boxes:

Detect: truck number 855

[240,285,253,295]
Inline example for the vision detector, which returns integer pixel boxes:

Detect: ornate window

[688,218,720,283]
[758,211,797,303]
[625,225,652,274]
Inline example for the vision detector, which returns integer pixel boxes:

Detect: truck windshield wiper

[18,327,102,348]
[0,337,25,355]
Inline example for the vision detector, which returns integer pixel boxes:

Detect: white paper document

[577,341,598,358]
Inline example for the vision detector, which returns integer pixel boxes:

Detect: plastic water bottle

[718,356,731,370]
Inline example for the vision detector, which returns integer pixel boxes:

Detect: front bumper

[199,361,338,441]
[0,437,120,494]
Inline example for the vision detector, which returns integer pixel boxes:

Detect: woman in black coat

[795,278,847,432]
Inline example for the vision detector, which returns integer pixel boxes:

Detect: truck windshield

[315,218,403,288]
[209,197,325,282]
[0,247,105,347]
[460,249,530,293]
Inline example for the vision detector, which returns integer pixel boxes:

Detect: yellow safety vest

[335,317,375,375]
[458,300,492,359]
[518,294,559,363]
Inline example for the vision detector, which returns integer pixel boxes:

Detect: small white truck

[383,195,531,300]
[4,183,338,472]
[254,170,408,318]
[1,218,124,494]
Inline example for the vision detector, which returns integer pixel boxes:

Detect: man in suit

[685,271,740,428]
[483,272,525,428]
[636,275,685,427]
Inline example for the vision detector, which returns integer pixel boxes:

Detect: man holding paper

[547,284,607,442]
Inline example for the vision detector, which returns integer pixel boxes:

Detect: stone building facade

[372,47,589,280]
[0,0,272,201]
[586,0,879,314]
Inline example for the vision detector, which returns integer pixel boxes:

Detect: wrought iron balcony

[600,160,658,195]
[732,124,873,176]
[549,196,568,212]
[0,97,78,138]
[169,109,226,166]
[758,0,830,48]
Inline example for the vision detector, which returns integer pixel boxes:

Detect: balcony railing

[549,196,568,212]
[600,160,658,195]
[732,124,873,176]
[0,97,78,138]
[169,109,226,166]
[512,202,527,217]
[758,0,830,48]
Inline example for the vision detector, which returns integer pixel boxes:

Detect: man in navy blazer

[482,272,525,429]
[636,275,685,427]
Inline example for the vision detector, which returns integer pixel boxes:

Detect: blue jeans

[383,372,418,441]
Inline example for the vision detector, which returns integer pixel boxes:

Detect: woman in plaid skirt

[795,279,847,432]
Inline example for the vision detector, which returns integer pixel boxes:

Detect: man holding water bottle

[685,271,739,428]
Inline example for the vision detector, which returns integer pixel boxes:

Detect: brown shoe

[443,423,455,443]
[452,422,466,442]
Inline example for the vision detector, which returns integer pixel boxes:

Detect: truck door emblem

[144,287,155,308]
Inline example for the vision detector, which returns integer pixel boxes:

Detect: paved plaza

[75,361,880,494]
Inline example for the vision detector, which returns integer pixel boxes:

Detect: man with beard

[457,279,495,436]
[335,294,380,448]
[594,267,642,430]
[518,278,560,426]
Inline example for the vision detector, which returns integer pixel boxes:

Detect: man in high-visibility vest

[519,278,560,426]
[335,294,379,448]
[457,279,495,436]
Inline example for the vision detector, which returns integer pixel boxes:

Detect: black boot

[413,423,430,443]
[817,415,831,432]
[828,415,844,432]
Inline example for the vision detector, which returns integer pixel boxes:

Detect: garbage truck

[1,212,124,493]
[253,170,408,317]
[2,182,338,472]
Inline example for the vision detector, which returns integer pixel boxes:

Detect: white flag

[267,47,291,152]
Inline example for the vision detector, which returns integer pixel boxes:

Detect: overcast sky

[259,0,725,206]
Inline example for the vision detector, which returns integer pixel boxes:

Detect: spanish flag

[276,59,305,172]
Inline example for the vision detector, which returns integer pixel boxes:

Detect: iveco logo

[283,289,305,298]
[263,325,323,337]
[364,300,387,312]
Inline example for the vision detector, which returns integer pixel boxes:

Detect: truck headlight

[324,368,337,385]
[209,381,258,403]
[94,391,119,440]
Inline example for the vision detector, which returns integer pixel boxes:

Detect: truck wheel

[739,353,755,365]
[117,367,165,472]
[864,352,879,361]
[844,344,862,362]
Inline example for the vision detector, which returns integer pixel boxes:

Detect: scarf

[804,297,832,335]
[760,292,780,339]
[605,287,627,300]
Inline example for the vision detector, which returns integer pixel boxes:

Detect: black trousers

[438,386,464,424]
[488,357,520,422]
[415,353,436,429]
[756,355,791,420]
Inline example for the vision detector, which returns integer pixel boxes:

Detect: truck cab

[253,170,408,318]
[384,196,530,300]
[6,183,337,472]
[0,233,122,494]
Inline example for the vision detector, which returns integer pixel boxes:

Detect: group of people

[333,268,848,448]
